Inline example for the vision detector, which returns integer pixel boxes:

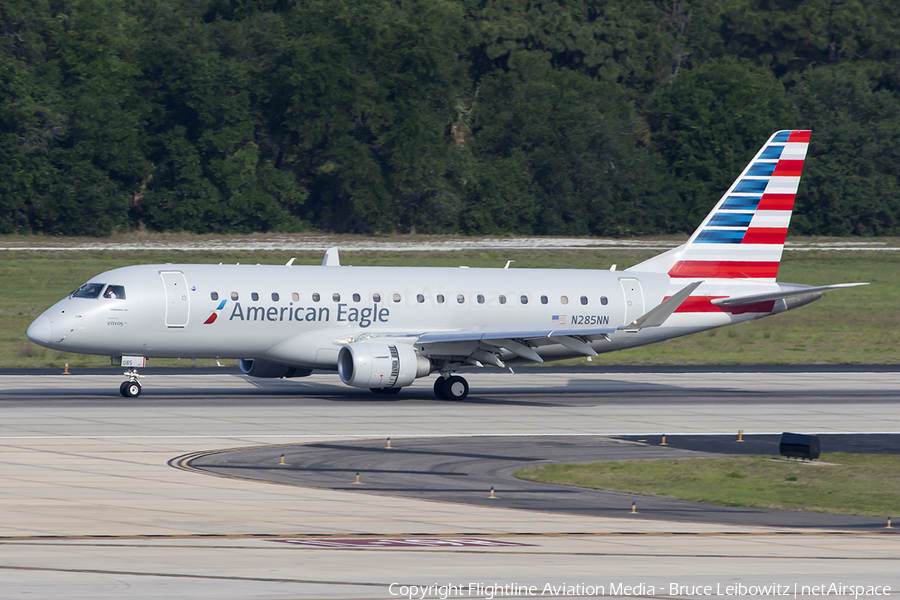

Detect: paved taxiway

[0,368,898,599]
[182,434,900,530]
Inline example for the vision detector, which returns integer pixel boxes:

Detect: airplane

[26,130,865,400]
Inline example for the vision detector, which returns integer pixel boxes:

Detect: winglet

[322,247,341,266]
[620,281,703,330]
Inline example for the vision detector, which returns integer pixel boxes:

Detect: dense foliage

[1,0,899,236]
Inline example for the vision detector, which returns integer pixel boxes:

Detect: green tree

[718,0,900,87]
[467,51,677,236]
[468,0,723,97]
[789,66,900,236]
[0,0,144,235]
[136,1,307,232]
[648,58,797,229]
[270,0,469,233]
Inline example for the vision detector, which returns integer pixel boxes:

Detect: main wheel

[121,381,142,398]
[370,387,402,395]
[433,376,449,399]
[444,375,469,400]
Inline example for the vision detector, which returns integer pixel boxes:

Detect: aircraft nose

[26,315,52,345]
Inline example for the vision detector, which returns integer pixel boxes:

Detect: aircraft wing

[415,324,617,345]
[413,323,617,363]
[711,283,868,307]
[411,281,703,363]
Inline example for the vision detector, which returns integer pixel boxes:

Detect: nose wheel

[120,381,142,397]
[434,375,469,400]
[120,368,143,398]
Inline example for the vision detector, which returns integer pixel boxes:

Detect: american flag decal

[552,315,567,324]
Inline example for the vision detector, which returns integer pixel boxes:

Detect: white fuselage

[27,263,793,368]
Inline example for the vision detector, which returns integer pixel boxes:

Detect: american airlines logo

[203,300,227,324]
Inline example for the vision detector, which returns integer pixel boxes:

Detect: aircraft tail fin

[631,130,810,281]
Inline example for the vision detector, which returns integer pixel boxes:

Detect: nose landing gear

[119,368,143,398]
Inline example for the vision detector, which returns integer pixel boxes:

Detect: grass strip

[514,453,900,517]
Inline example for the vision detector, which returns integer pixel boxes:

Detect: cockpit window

[72,283,106,299]
[104,285,126,300]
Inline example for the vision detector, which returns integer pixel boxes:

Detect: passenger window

[353,293,361,303]
[540,295,548,305]
[231,292,239,301]
[73,283,105,299]
[333,293,341,302]
[499,295,507,305]
[373,293,382,303]
[251,292,259,301]
[392,293,401,303]
[580,296,588,305]
[600,296,608,305]
[477,294,485,304]
[457,294,465,304]
[104,285,126,300]
[417,294,425,303]
[292,292,300,302]
[520,295,528,305]
[211,292,219,301]
[560,296,568,305]
[312,293,320,302]
[436,294,444,304]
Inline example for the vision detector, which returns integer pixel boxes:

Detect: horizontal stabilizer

[620,281,703,330]
[711,283,868,307]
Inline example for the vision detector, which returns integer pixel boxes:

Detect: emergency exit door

[161,271,190,328]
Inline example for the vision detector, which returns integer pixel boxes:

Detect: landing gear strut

[120,368,143,398]
[434,375,469,400]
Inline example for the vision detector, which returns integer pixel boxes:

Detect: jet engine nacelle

[238,358,312,379]
[338,343,431,389]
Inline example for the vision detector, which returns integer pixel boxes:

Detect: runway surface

[0,368,899,599]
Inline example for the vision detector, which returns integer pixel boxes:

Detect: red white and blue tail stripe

[668,130,810,281]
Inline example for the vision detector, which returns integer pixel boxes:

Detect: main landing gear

[119,368,143,398]
[434,375,469,400]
